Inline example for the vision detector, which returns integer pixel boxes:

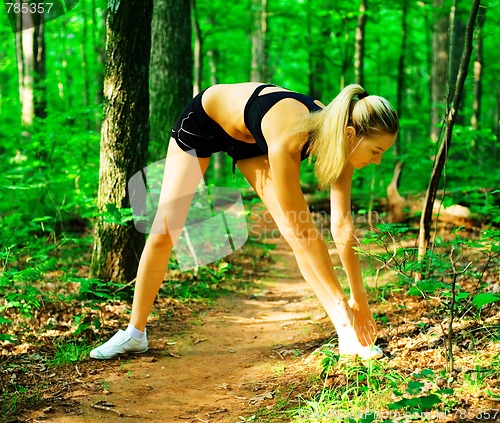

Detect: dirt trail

[40,246,333,423]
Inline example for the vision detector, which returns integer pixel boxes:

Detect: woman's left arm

[330,164,378,342]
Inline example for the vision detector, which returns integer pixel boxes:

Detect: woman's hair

[301,84,399,189]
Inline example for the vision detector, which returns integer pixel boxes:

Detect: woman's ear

[346,126,356,143]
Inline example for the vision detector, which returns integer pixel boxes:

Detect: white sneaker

[358,345,383,360]
[90,330,148,359]
[339,344,384,361]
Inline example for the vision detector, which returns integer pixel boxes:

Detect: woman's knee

[146,233,173,250]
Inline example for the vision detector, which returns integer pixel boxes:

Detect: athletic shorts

[171,90,265,162]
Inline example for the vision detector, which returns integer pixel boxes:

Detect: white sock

[125,324,146,340]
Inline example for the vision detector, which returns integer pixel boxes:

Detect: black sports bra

[244,84,322,160]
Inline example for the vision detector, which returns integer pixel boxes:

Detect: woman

[90,82,399,360]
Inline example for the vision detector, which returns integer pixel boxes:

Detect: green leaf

[437,388,454,395]
[31,216,54,223]
[388,397,419,410]
[0,333,16,342]
[407,381,424,394]
[359,412,377,422]
[418,394,442,410]
[0,315,12,324]
[473,293,500,308]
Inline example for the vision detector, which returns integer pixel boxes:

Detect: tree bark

[430,0,450,142]
[192,0,203,96]
[90,0,153,283]
[91,0,106,108]
[448,0,467,125]
[204,49,227,183]
[15,13,46,127]
[250,0,268,82]
[80,0,91,127]
[386,162,405,223]
[417,0,481,267]
[308,0,332,99]
[354,0,367,87]
[149,0,193,160]
[471,6,486,130]
[395,0,409,156]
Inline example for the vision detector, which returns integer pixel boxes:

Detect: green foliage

[161,261,233,301]
[294,347,408,422]
[50,339,91,366]
[358,221,500,318]
[388,369,453,415]
[76,277,130,301]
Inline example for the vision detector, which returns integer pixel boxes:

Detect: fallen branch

[92,402,124,417]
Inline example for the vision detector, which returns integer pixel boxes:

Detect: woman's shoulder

[205,82,264,97]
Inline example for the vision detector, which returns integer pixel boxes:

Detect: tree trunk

[308,0,332,99]
[339,15,353,91]
[15,12,46,127]
[395,0,409,156]
[92,0,106,107]
[90,0,153,283]
[430,0,450,142]
[33,21,46,120]
[386,162,405,223]
[471,6,486,130]
[205,49,226,183]
[80,0,91,127]
[192,0,203,96]
[250,0,268,82]
[354,0,367,87]
[417,0,481,268]
[149,0,193,160]
[448,0,467,125]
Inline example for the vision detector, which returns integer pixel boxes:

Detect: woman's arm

[267,142,347,301]
[262,100,375,344]
[330,164,378,343]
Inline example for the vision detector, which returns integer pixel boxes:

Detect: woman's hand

[348,297,378,346]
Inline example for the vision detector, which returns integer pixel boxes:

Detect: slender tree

[149,0,193,161]
[448,0,467,125]
[80,0,91,127]
[385,0,409,224]
[395,0,409,157]
[250,0,268,82]
[91,0,106,108]
[354,0,367,87]
[430,0,450,142]
[396,0,408,122]
[417,0,481,267]
[307,0,332,99]
[15,13,46,127]
[192,0,203,95]
[90,0,153,283]
[471,6,487,130]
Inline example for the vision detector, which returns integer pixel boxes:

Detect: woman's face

[348,131,397,169]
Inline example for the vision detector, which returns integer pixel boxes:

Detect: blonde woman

[90,82,399,360]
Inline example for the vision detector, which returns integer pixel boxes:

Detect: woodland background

[0,0,500,421]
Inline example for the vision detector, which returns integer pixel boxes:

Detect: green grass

[50,339,93,366]
[283,346,462,423]
[0,384,43,423]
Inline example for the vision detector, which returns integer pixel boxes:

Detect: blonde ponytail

[300,84,399,189]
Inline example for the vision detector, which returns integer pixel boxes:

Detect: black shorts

[171,90,265,161]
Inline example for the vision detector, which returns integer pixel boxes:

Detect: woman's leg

[130,140,210,330]
[237,156,373,356]
[90,140,209,358]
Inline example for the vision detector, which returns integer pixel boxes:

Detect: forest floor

[2,209,500,423]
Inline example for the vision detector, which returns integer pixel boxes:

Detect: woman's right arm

[330,164,377,345]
